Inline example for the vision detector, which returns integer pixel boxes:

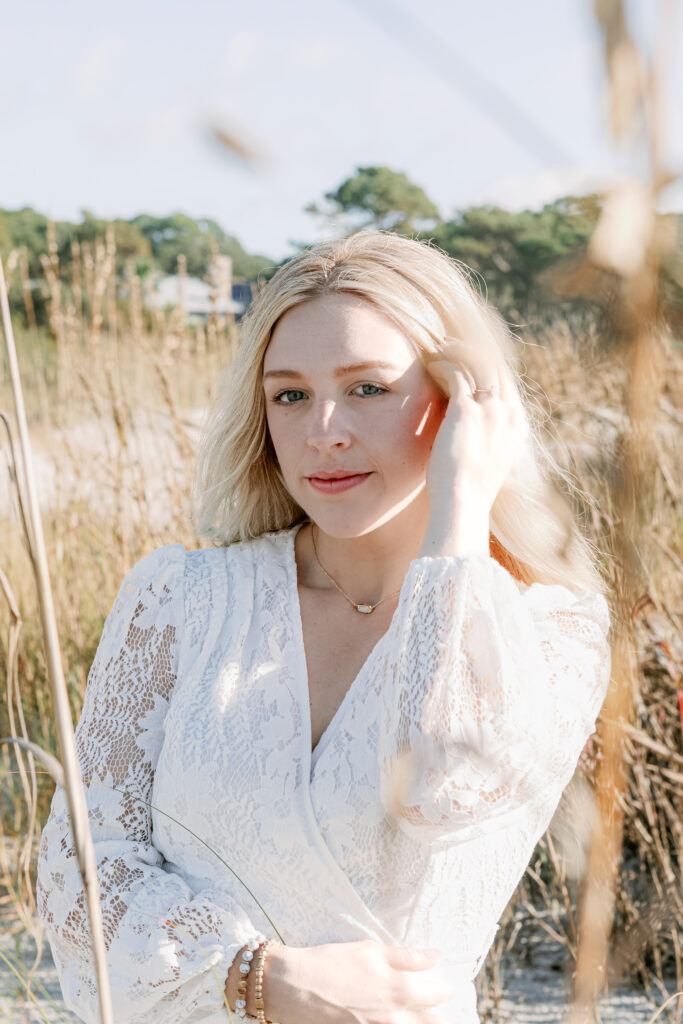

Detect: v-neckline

[285,524,402,776]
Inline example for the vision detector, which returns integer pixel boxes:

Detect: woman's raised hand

[264,938,458,1024]
[420,336,529,558]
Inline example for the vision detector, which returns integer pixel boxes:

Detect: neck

[299,493,430,605]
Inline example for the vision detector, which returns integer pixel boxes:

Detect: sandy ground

[0,407,205,530]
[1,923,680,1024]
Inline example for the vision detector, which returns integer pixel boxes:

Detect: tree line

[0,207,272,283]
[1,165,681,332]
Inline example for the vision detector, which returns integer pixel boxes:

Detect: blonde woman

[37,230,612,1024]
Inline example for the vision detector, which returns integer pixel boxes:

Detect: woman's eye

[273,389,306,405]
[271,384,386,404]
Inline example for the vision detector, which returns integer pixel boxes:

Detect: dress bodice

[37,526,611,1023]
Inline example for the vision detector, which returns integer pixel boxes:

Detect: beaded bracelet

[235,936,263,1020]
[254,937,279,1024]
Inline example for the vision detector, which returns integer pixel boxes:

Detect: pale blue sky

[1,0,680,260]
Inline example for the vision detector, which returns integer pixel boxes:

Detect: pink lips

[307,472,371,494]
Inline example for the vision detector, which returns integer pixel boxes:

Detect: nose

[306,398,351,452]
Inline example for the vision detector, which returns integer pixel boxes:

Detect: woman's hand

[262,938,457,1024]
[420,337,529,558]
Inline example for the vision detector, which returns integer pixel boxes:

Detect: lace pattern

[377,555,611,844]
[36,529,612,1024]
[36,546,264,1023]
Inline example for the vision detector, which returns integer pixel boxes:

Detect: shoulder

[184,526,297,578]
[180,528,297,631]
[120,542,187,592]
[111,543,187,624]
[519,576,611,639]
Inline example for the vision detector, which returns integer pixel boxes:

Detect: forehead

[263,293,417,370]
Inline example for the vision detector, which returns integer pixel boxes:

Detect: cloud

[473,167,682,216]
[220,31,344,79]
[222,30,264,77]
[478,167,617,212]
[88,100,196,154]
[290,37,343,72]
[76,33,127,103]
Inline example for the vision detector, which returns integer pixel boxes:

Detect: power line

[337,0,578,169]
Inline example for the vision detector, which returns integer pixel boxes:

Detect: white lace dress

[36,524,612,1024]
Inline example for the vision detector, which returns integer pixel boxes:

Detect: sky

[1,0,681,262]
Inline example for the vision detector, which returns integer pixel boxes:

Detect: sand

[1,922,680,1023]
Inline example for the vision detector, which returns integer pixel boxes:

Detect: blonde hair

[193,230,607,596]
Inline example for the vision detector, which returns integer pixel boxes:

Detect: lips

[307,471,372,494]
[308,471,367,480]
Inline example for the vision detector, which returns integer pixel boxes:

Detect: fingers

[390,968,457,1013]
[384,945,442,971]
[441,335,501,395]
[429,337,526,424]
[425,358,477,400]
[362,943,457,1018]
[425,337,500,400]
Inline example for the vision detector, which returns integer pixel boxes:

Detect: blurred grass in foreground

[0,289,681,1019]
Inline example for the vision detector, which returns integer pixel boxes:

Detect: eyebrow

[262,361,402,381]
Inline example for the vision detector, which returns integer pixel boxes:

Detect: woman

[36,230,612,1024]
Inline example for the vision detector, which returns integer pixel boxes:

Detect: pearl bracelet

[233,935,282,1023]
[234,936,263,1021]
[254,937,278,1024]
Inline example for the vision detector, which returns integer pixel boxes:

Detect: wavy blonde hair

[193,230,607,595]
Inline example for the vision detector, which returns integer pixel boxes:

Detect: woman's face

[262,293,448,538]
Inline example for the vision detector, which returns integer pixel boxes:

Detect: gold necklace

[310,525,402,614]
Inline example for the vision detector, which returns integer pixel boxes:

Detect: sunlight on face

[262,293,447,538]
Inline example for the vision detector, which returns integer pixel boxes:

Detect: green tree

[130,213,271,279]
[305,165,441,236]
[432,197,601,316]
[0,207,49,277]
[54,211,152,276]
[0,213,12,254]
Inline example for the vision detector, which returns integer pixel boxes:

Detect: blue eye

[272,389,306,405]
[271,384,386,404]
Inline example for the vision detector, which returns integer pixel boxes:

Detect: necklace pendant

[356,603,374,614]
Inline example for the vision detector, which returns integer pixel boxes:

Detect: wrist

[225,943,254,1015]
[420,502,491,559]
[226,941,277,1020]
[257,942,294,1023]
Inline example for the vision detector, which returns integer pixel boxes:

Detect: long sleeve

[378,553,612,846]
[36,544,265,1024]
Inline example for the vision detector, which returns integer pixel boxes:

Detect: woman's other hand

[420,337,529,558]
[264,938,457,1024]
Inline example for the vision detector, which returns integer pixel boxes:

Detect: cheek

[396,397,445,465]
[265,412,304,486]
[265,412,287,467]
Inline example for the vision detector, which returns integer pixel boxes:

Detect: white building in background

[145,261,251,322]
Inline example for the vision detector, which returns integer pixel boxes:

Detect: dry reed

[1,7,682,1012]
[0,254,115,1022]
[1,233,681,1020]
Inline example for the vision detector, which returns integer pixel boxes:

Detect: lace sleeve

[36,545,265,1024]
[378,554,612,845]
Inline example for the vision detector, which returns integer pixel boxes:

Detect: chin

[301,510,378,539]
[303,497,427,540]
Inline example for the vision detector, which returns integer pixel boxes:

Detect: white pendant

[356,603,374,614]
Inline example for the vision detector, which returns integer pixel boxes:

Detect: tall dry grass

[477,318,683,1023]
[0,236,243,1022]
[0,215,681,1022]
[1,1,682,1006]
